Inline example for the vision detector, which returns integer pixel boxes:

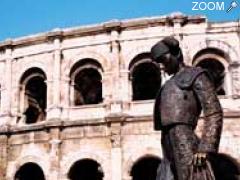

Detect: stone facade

[0,13,239,180]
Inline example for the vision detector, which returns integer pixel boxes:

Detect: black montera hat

[151,36,180,61]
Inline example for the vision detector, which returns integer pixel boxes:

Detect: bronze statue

[151,37,223,180]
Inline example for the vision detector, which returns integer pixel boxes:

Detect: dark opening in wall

[129,53,161,101]
[68,159,104,180]
[130,156,161,180]
[15,162,45,180]
[70,59,103,105]
[193,48,229,96]
[20,68,47,124]
[74,68,102,105]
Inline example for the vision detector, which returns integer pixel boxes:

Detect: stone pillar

[47,31,63,121]
[53,38,61,106]
[17,84,27,124]
[225,68,233,96]
[5,47,12,114]
[119,70,130,112]
[102,71,113,104]
[229,62,240,98]
[69,81,75,106]
[110,30,121,101]
[61,77,70,121]
[49,128,61,180]
[0,135,8,180]
[0,40,13,126]
[107,27,123,114]
[109,121,122,180]
[171,13,186,38]
[128,75,133,103]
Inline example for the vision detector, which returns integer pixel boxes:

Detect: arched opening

[70,59,103,105]
[20,68,47,124]
[129,53,161,101]
[193,48,229,95]
[68,159,104,180]
[130,156,161,180]
[196,59,225,95]
[15,162,45,180]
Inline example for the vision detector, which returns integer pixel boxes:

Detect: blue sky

[0,0,239,41]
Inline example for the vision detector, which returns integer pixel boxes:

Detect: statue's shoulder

[174,66,207,89]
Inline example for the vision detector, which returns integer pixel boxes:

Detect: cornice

[0,13,238,50]
[0,13,207,48]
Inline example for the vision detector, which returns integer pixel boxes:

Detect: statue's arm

[193,72,223,153]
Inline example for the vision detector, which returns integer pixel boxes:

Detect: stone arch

[124,45,152,70]
[14,62,48,124]
[192,47,230,67]
[192,47,232,95]
[18,67,47,124]
[69,58,103,105]
[61,151,109,179]
[130,156,161,180]
[190,40,239,63]
[128,52,161,101]
[14,162,45,180]
[8,155,49,180]
[65,50,110,77]
[70,59,103,80]
[123,147,162,179]
[128,53,153,74]
[20,67,47,85]
[16,61,48,86]
[68,159,104,180]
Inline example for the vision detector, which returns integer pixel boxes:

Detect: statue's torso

[154,67,204,130]
[159,77,200,127]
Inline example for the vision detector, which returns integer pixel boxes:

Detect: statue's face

[157,53,180,75]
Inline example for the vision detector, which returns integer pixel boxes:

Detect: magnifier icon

[227,1,238,12]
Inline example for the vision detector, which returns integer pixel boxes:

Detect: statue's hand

[193,152,207,167]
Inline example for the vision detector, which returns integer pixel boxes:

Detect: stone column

[225,67,233,96]
[18,85,26,124]
[172,13,186,38]
[0,135,8,180]
[102,71,113,104]
[49,128,61,180]
[111,30,120,100]
[119,70,130,112]
[128,75,133,103]
[61,77,70,121]
[109,121,122,180]
[229,62,240,98]
[47,31,63,121]
[108,27,122,114]
[69,81,75,106]
[5,47,12,114]
[53,38,61,106]
[0,40,13,126]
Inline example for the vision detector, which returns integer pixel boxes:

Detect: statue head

[151,36,183,75]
